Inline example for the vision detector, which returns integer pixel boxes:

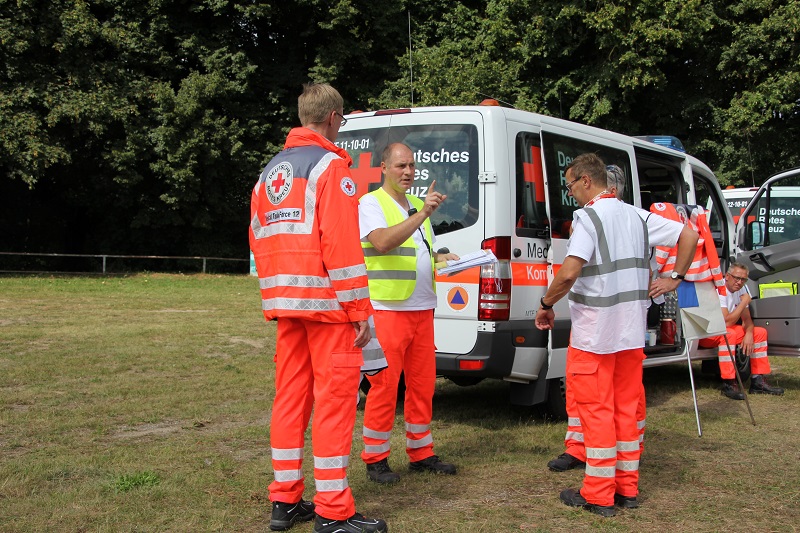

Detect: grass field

[1,274,799,532]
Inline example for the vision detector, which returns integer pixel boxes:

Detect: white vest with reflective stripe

[568,198,651,354]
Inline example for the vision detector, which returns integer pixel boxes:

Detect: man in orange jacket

[250,83,387,533]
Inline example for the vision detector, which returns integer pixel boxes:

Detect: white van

[338,104,736,417]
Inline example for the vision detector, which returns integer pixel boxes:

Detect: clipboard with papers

[435,249,498,275]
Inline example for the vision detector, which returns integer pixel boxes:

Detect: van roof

[344,105,711,172]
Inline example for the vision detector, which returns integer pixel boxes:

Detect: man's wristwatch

[540,296,554,310]
[670,271,686,280]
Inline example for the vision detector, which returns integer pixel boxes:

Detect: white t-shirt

[719,284,751,313]
[359,194,437,311]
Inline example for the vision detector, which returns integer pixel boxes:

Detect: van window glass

[634,150,685,210]
[515,132,546,236]
[541,132,631,239]
[336,124,479,236]
[749,182,800,248]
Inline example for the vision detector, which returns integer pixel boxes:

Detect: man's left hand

[741,331,755,356]
[535,308,555,330]
[649,277,680,299]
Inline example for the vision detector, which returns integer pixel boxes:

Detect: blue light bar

[635,135,686,153]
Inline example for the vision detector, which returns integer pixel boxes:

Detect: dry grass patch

[1,274,799,532]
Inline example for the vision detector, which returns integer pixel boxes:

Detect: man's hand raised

[423,180,447,216]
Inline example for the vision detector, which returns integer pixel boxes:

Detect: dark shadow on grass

[429,378,550,429]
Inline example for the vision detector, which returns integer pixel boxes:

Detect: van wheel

[700,347,751,382]
[545,377,568,421]
[359,372,406,401]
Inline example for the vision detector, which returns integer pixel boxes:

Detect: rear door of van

[538,121,638,371]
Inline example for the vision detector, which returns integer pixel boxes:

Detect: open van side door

[538,122,637,372]
[734,168,800,355]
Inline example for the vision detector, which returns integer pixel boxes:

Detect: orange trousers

[565,379,646,461]
[568,345,644,506]
[362,309,437,464]
[699,325,770,379]
[269,318,363,521]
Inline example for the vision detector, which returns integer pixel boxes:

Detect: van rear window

[336,125,479,235]
[541,133,631,238]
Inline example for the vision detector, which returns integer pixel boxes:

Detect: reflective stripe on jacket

[360,188,435,301]
[649,203,726,296]
[249,127,372,323]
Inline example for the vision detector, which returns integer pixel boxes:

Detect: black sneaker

[614,493,639,509]
[409,455,456,475]
[547,453,586,472]
[366,458,400,484]
[313,512,388,533]
[749,375,785,395]
[559,488,616,517]
[269,499,315,531]
[721,380,745,400]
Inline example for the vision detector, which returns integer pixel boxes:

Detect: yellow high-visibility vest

[361,188,435,300]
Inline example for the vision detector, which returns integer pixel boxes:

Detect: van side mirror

[748,221,766,249]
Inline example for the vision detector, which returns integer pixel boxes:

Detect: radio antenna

[408,10,414,105]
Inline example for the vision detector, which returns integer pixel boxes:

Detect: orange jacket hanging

[649,203,726,296]
[249,127,373,324]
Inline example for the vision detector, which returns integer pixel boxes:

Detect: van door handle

[749,252,776,272]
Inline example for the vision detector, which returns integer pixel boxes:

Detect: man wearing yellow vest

[358,142,460,484]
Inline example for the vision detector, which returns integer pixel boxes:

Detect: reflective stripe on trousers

[699,324,771,379]
[269,318,361,520]
[568,346,643,506]
[362,309,437,464]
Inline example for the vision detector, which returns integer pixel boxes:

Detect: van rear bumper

[435,320,551,379]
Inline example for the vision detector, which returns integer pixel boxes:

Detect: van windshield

[336,124,480,235]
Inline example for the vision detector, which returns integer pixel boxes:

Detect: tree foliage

[1,0,798,259]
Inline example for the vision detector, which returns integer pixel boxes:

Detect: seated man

[699,263,785,399]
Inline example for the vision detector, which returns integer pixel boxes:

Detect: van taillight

[479,237,511,321]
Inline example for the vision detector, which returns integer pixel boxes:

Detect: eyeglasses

[727,273,748,283]
[565,175,584,192]
[335,111,348,127]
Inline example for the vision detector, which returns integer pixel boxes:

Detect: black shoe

[547,453,586,472]
[269,499,315,531]
[614,493,639,509]
[313,512,388,533]
[749,375,785,395]
[721,380,745,400]
[409,454,456,475]
[366,458,400,484]
[559,488,616,517]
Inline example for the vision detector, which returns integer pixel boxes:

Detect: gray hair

[606,165,626,199]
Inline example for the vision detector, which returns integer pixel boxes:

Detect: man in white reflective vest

[535,153,698,516]
[250,83,387,533]
[548,164,648,473]
[358,142,460,484]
